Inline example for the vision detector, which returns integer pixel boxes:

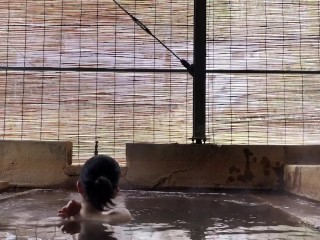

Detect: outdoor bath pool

[0,189,319,239]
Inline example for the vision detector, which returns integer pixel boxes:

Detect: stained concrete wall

[283,146,320,202]
[123,143,286,189]
[284,165,320,202]
[0,140,74,187]
[1,140,320,196]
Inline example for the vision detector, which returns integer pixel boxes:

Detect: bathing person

[58,154,131,225]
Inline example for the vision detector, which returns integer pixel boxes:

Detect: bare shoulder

[103,208,132,225]
[107,208,131,217]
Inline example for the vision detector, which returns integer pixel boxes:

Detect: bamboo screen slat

[0,0,194,164]
[207,0,320,145]
[2,0,320,164]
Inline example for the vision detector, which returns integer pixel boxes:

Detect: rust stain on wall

[226,148,284,188]
[236,148,254,183]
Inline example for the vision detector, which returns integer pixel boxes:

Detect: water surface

[0,190,319,239]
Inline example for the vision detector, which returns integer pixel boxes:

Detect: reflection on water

[0,190,319,239]
[61,221,119,240]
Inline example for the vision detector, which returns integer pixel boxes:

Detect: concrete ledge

[252,192,320,230]
[0,189,44,201]
[0,140,73,187]
[284,165,320,202]
[64,164,82,176]
[124,143,285,189]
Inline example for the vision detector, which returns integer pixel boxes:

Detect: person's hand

[58,200,81,219]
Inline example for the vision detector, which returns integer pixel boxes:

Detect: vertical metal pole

[193,0,206,144]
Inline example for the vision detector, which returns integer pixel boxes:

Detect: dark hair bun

[80,155,120,211]
[88,176,114,211]
[94,176,113,199]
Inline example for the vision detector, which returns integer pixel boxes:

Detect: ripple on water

[0,190,320,239]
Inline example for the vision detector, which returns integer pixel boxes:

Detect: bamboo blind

[207,0,320,145]
[1,0,320,164]
[0,0,194,164]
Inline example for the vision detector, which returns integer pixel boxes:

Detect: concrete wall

[284,165,320,202]
[123,143,286,189]
[283,146,320,202]
[284,146,320,164]
[0,140,75,187]
[1,141,320,196]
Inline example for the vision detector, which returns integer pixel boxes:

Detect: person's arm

[105,208,132,225]
[58,200,82,219]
